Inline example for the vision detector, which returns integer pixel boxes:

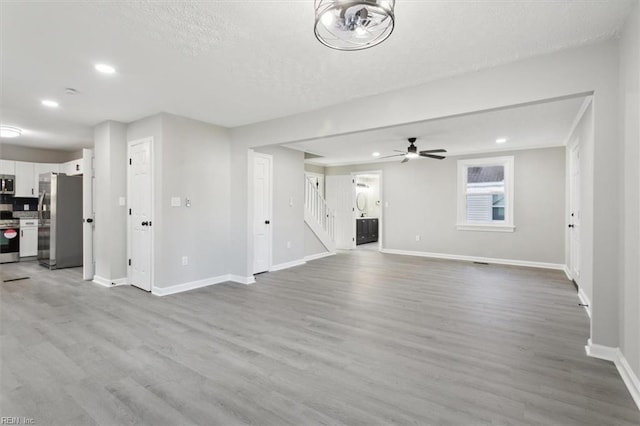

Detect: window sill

[456,224,515,233]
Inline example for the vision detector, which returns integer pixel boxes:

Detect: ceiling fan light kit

[379,137,447,163]
[314,0,396,51]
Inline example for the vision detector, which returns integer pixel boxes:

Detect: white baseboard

[304,251,335,262]
[586,340,640,410]
[152,275,230,296]
[577,287,592,318]
[380,248,565,271]
[585,339,618,361]
[93,276,128,288]
[563,266,572,281]
[228,274,256,285]
[269,258,306,272]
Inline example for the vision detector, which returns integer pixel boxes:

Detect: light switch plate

[171,197,181,207]
[118,197,126,206]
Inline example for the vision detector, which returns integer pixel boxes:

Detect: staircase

[304,176,336,253]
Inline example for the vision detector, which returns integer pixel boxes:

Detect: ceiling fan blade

[419,149,447,154]
[401,157,409,163]
[378,153,405,159]
[393,150,407,153]
[419,153,446,160]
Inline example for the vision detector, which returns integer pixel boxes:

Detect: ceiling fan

[380,138,447,163]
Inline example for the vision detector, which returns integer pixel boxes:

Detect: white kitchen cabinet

[14,161,36,197]
[62,159,83,176]
[19,219,38,257]
[34,163,60,191]
[0,159,15,175]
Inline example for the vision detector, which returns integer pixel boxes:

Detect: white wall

[0,143,81,163]
[128,113,231,288]
[619,0,640,388]
[93,121,127,281]
[229,40,621,352]
[157,114,231,288]
[328,147,565,264]
[254,145,305,267]
[304,223,328,257]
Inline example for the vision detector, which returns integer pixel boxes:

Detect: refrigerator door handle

[38,190,46,225]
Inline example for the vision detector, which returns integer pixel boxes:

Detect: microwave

[0,175,15,195]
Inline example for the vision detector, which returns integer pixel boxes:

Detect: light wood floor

[1,251,639,426]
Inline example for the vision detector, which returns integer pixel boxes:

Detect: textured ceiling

[0,0,634,150]
[285,96,588,166]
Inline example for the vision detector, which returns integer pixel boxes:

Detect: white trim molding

[304,251,336,262]
[92,276,128,288]
[457,155,515,231]
[380,248,565,271]
[586,340,640,411]
[269,258,306,272]
[577,287,592,318]
[456,224,515,232]
[228,275,256,285]
[153,274,259,295]
[152,275,231,296]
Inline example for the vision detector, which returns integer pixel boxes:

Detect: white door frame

[351,170,383,251]
[568,137,581,282]
[251,151,273,274]
[82,148,95,281]
[127,137,155,292]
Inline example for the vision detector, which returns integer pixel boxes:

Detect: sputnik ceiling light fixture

[314,0,396,51]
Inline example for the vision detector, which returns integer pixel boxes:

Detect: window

[457,156,514,232]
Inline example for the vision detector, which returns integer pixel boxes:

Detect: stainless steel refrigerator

[38,173,83,269]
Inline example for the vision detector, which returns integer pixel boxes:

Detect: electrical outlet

[181,256,188,266]
[415,235,421,242]
[286,241,291,249]
[171,197,181,207]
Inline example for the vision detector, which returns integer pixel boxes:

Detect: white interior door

[253,153,272,274]
[326,175,356,249]
[128,138,153,291]
[82,148,95,280]
[569,140,581,280]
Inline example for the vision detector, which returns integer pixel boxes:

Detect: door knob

[86,218,94,223]
[141,221,148,226]
[568,224,574,228]
[265,220,270,224]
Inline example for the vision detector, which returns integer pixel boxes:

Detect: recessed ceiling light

[372,152,380,157]
[496,138,507,144]
[95,63,116,74]
[0,126,22,138]
[41,99,59,108]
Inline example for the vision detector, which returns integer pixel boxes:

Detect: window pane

[466,165,505,222]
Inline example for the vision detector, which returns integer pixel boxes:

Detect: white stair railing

[304,176,335,243]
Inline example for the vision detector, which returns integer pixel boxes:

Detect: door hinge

[128,259,131,266]
[129,158,132,165]
[129,208,132,215]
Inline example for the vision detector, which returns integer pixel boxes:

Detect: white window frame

[457,156,515,232]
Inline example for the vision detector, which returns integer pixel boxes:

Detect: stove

[0,210,20,263]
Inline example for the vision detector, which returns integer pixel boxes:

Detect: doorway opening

[353,172,382,251]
